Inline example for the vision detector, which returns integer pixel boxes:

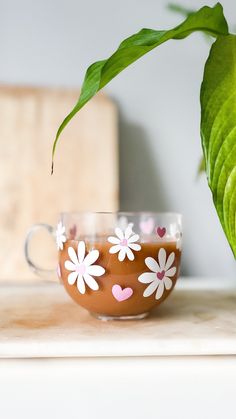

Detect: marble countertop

[1,278,236,358]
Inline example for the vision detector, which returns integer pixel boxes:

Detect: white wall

[1,0,236,277]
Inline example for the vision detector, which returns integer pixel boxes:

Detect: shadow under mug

[25,211,182,320]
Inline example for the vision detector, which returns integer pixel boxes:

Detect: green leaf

[168,3,214,44]
[201,35,236,256]
[52,2,228,169]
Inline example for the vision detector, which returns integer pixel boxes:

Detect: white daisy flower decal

[64,241,105,294]
[108,225,141,261]
[117,216,134,231]
[56,221,66,250]
[138,248,176,300]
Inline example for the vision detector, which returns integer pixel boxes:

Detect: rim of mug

[60,211,182,218]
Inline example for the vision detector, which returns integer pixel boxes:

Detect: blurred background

[0,0,235,278]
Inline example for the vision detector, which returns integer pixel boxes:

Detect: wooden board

[0,85,118,280]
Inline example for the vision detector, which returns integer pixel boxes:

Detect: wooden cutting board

[0,85,118,280]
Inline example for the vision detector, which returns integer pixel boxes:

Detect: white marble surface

[1,278,236,358]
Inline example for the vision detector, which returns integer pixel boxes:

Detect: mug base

[91,312,149,321]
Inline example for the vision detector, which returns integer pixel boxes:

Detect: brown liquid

[59,240,181,317]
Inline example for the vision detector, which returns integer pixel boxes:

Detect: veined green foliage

[51,3,236,258]
[52,3,228,168]
[201,35,236,256]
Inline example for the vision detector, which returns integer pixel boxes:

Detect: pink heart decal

[157,227,166,238]
[112,285,133,302]
[69,224,77,240]
[157,270,165,280]
[140,218,154,235]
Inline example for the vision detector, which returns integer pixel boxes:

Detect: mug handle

[24,223,58,281]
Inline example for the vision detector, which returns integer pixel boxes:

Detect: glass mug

[25,212,182,320]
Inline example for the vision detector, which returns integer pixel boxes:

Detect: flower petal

[108,236,120,244]
[125,225,133,239]
[65,260,76,271]
[83,273,99,290]
[158,248,166,270]
[143,280,158,297]
[155,281,164,300]
[118,216,128,230]
[57,222,64,233]
[60,222,65,232]
[77,241,86,263]
[138,272,156,284]
[118,248,126,261]
[176,240,182,251]
[68,271,78,285]
[57,240,63,251]
[164,276,173,290]
[128,243,141,251]
[68,246,79,265]
[165,252,175,271]
[165,267,176,278]
[128,234,139,243]
[109,244,121,254]
[145,257,159,273]
[115,227,124,240]
[84,249,99,266]
[77,274,86,294]
[87,265,105,276]
[126,247,135,261]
